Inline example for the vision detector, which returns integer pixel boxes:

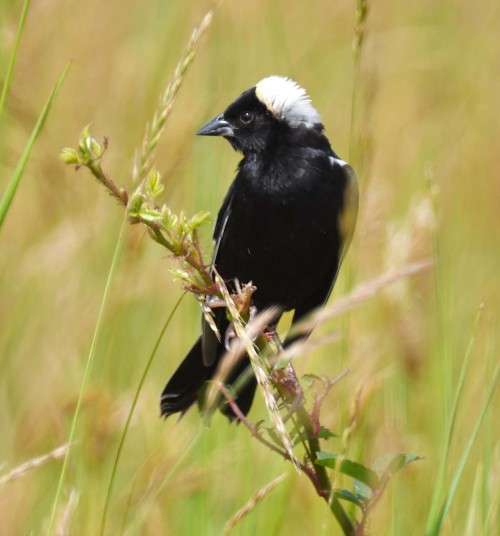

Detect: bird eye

[239,111,254,125]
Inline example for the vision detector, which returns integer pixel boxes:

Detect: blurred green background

[0,0,498,534]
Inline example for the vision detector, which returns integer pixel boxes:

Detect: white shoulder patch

[329,155,348,168]
[255,76,321,127]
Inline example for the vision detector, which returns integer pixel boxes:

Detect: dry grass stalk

[56,489,79,536]
[214,272,300,469]
[205,307,278,412]
[353,0,369,58]
[223,473,287,534]
[132,9,215,183]
[341,381,368,452]
[0,443,69,487]
[273,331,341,368]
[295,258,433,336]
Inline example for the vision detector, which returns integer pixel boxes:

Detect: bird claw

[204,295,226,309]
[224,324,237,351]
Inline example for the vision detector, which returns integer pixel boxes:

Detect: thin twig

[217,382,289,459]
[87,160,128,206]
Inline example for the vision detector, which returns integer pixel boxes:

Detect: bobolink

[161,76,358,420]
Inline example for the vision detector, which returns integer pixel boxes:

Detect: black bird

[161,76,358,420]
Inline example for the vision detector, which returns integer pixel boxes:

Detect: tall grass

[427,365,499,535]
[0,64,69,230]
[47,216,128,534]
[425,304,484,531]
[0,0,31,120]
[99,293,184,535]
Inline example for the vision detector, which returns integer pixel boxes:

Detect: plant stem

[330,494,356,535]
[0,64,69,231]
[99,293,185,536]
[0,0,31,121]
[218,383,290,460]
[88,161,128,206]
[47,215,127,535]
[276,362,331,497]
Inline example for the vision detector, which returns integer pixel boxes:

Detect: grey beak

[196,114,234,137]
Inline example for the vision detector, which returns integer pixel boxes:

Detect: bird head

[197,76,323,154]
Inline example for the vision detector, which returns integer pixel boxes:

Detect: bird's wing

[211,179,236,271]
[334,158,359,265]
[287,158,359,343]
[201,180,236,366]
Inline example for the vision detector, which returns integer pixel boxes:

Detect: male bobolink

[161,76,358,420]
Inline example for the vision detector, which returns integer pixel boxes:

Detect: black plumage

[161,76,358,420]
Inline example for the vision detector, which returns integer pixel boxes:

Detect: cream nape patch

[255,76,322,127]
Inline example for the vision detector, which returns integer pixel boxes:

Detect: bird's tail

[160,338,212,418]
[160,337,257,420]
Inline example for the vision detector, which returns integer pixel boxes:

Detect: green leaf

[316,451,380,489]
[136,207,163,223]
[0,0,31,121]
[161,205,177,229]
[384,453,421,475]
[77,124,102,162]
[127,191,145,216]
[315,451,338,468]
[189,210,211,230]
[334,488,366,509]
[0,64,70,231]
[145,168,164,199]
[329,494,355,535]
[60,147,80,165]
[354,479,373,501]
[340,460,380,489]
[318,426,337,440]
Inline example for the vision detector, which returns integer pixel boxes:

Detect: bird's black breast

[213,149,350,312]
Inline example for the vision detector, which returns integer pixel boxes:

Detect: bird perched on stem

[161,76,358,420]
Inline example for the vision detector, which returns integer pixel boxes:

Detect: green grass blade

[100,292,185,536]
[426,364,499,536]
[0,63,69,230]
[329,494,355,536]
[0,0,31,120]
[46,216,127,535]
[425,305,483,532]
[119,426,204,535]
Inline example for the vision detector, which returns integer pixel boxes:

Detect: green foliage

[426,366,499,536]
[60,125,104,166]
[425,305,484,533]
[316,452,380,489]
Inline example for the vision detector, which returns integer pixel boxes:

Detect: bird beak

[196,114,234,137]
